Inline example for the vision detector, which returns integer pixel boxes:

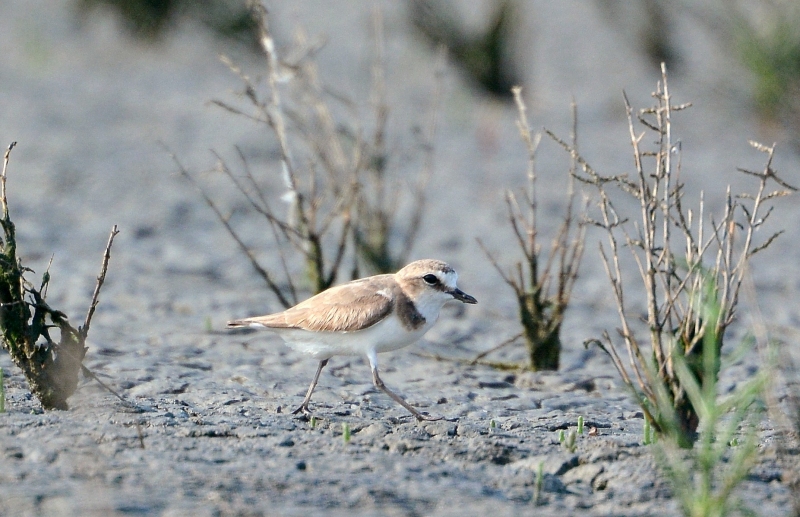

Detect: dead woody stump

[0,142,119,410]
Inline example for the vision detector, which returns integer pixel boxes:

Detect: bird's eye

[423,274,439,285]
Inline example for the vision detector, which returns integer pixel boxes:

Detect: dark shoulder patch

[396,291,427,331]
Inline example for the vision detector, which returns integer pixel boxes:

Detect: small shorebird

[227,259,477,421]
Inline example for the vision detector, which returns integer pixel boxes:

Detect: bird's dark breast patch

[396,292,427,331]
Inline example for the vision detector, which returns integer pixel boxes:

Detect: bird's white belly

[272,313,436,360]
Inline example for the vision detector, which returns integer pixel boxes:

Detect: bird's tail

[227,314,285,329]
[227,318,259,329]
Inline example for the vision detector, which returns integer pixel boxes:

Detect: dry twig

[560,64,795,444]
[182,4,443,308]
[477,87,586,371]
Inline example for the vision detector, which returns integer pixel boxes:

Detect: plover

[227,259,477,421]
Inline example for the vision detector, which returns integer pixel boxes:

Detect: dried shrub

[476,87,586,371]
[550,65,795,445]
[0,142,118,410]
[178,2,441,306]
[353,8,443,274]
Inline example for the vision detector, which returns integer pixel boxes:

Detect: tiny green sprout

[577,415,584,435]
[643,418,653,446]
[0,367,4,413]
[204,316,213,333]
[342,422,351,443]
[562,430,577,453]
[558,429,566,443]
[310,415,317,429]
[729,437,739,447]
[534,460,544,505]
[489,419,496,429]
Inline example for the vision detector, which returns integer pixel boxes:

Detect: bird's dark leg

[292,358,329,415]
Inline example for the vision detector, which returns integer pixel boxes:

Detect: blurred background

[1,0,799,352]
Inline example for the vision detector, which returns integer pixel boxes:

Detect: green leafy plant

[728,2,800,121]
[643,417,654,446]
[652,279,765,517]
[688,2,800,142]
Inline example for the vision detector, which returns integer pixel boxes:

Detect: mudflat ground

[0,2,799,515]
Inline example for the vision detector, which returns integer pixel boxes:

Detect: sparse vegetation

[75,0,258,44]
[651,279,765,517]
[0,142,119,410]
[533,460,544,505]
[353,7,444,274]
[550,64,794,446]
[179,2,441,307]
[687,1,800,142]
[597,0,680,72]
[409,0,520,98]
[477,87,586,371]
[0,367,4,413]
[560,428,577,453]
[728,2,800,121]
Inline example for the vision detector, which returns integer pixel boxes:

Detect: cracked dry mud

[1,1,799,515]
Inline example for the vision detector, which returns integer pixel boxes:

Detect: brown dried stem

[562,64,796,444]
[184,4,441,309]
[477,87,586,371]
[81,225,119,339]
[354,8,445,273]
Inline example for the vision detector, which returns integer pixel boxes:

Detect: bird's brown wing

[228,275,395,332]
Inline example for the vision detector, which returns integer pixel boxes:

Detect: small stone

[421,421,457,437]
[562,463,604,486]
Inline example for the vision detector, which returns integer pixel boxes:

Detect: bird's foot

[291,404,312,417]
[413,411,443,422]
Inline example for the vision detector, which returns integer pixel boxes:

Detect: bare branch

[80,225,119,339]
[169,148,293,308]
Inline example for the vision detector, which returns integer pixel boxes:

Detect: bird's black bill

[450,288,477,304]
